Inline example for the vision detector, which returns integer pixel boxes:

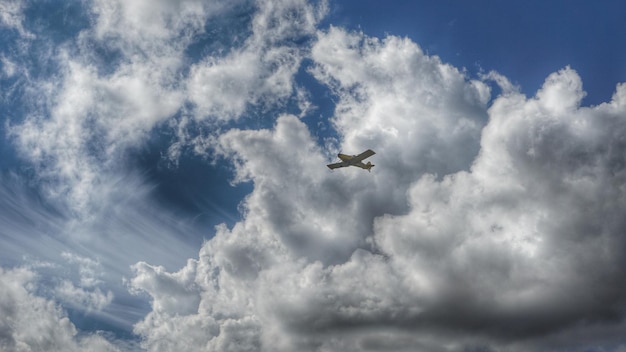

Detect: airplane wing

[352,149,375,162]
[327,162,346,170]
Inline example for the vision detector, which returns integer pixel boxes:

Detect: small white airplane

[327,149,375,172]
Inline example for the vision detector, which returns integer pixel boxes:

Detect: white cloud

[130,109,473,350]
[480,70,520,95]
[128,27,497,350]
[51,252,114,311]
[535,65,587,114]
[55,280,114,311]
[130,260,201,316]
[310,27,490,178]
[187,0,327,121]
[90,0,225,53]
[9,47,184,214]
[1,55,17,77]
[0,267,124,352]
[0,0,33,38]
[131,41,626,352]
[61,251,104,288]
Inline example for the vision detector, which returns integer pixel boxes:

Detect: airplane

[327,149,376,172]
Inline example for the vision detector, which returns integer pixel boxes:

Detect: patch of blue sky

[13,1,89,79]
[79,37,127,77]
[329,0,626,106]
[295,58,341,151]
[0,54,25,171]
[184,2,256,67]
[0,126,18,172]
[136,123,251,235]
[22,1,90,42]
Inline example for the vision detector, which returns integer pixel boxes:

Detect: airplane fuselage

[338,154,359,165]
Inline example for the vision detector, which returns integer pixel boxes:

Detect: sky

[2,0,626,351]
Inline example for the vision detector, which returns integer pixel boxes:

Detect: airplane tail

[365,162,374,172]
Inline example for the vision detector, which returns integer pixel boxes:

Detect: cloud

[6,0,212,214]
[54,280,114,312]
[187,0,327,121]
[1,55,18,78]
[90,0,217,45]
[9,49,184,214]
[310,27,490,179]
[130,260,201,316]
[0,267,126,352]
[5,1,626,351]
[4,0,329,336]
[51,252,114,311]
[0,173,203,332]
[61,251,105,288]
[0,0,33,38]
[130,31,626,351]
[8,0,327,216]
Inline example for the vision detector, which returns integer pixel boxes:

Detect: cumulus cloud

[311,27,490,180]
[373,68,626,350]
[130,29,626,351]
[0,267,125,352]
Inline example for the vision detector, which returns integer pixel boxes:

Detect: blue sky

[2,1,626,351]
[331,0,626,106]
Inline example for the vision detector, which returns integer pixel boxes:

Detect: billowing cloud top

[2,0,626,351]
